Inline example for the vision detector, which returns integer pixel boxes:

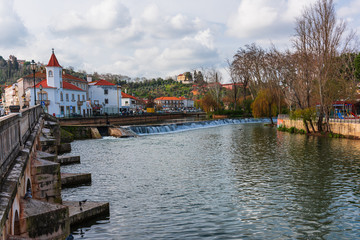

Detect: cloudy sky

[0,0,359,81]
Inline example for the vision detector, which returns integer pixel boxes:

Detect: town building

[15,68,88,109]
[121,92,141,112]
[25,50,88,117]
[221,83,244,90]
[88,79,122,115]
[176,72,193,84]
[3,84,19,109]
[155,97,194,110]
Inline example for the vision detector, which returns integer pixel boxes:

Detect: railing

[277,114,360,123]
[36,100,50,105]
[0,105,42,184]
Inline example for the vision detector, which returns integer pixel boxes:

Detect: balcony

[77,100,84,106]
[36,100,50,105]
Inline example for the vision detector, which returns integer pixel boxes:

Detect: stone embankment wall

[277,115,360,138]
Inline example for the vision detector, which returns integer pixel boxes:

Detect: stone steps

[20,198,69,239]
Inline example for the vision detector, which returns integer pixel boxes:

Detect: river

[61,121,360,239]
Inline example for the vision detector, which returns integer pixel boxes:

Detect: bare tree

[294,0,354,132]
[204,68,223,111]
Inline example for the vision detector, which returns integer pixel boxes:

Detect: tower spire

[52,48,54,54]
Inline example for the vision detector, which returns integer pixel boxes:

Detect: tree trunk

[317,109,324,132]
[303,119,310,133]
[269,103,274,125]
[309,119,316,133]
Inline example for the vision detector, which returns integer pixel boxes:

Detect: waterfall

[127,118,274,135]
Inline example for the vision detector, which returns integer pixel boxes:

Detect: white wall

[89,85,121,113]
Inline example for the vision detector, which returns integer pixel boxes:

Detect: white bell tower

[46,48,62,88]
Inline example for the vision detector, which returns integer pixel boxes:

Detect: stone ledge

[62,201,109,226]
[61,173,91,188]
[57,155,80,165]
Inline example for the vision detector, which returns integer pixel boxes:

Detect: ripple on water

[61,124,360,239]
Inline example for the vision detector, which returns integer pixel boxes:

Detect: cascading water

[127,118,274,135]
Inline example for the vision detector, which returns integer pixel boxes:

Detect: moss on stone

[60,128,74,143]
[61,126,92,140]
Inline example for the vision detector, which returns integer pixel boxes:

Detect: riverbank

[277,115,360,139]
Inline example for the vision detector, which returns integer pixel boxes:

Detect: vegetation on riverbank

[277,125,347,139]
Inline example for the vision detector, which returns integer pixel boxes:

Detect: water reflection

[62,124,360,239]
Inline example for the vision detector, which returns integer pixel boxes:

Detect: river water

[61,122,360,239]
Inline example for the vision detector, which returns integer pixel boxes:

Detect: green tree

[251,89,277,125]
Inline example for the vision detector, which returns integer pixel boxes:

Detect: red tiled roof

[121,92,139,100]
[62,81,84,91]
[63,73,87,82]
[23,71,86,82]
[34,79,84,91]
[92,79,115,86]
[34,79,56,89]
[47,52,62,67]
[24,72,46,78]
[155,97,182,101]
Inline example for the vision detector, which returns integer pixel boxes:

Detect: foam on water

[128,118,273,135]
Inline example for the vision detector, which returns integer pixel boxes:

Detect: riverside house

[25,50,88,117]
[88,79,122,115]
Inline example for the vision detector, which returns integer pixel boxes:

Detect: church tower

[46,49,62,88]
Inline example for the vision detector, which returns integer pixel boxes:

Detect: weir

[128,118,272,135]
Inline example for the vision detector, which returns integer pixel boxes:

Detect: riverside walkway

[0,106,108,239]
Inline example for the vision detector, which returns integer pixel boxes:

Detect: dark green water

[62,123,360,239]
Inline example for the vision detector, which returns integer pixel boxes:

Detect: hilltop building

[176,72,193,84]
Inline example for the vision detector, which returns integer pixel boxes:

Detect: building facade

[121,92,141,112]
[25,50,88,117]
[88,79,122,114]
[155,97,194,110]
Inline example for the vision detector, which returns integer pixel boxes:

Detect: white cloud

[226,0,316,40]
[140,4,203,39]
[50,0,131,34]
[0,0,28,47]
[2,0,358,83]
[338,0,360,17]
[227,0,279,39]
[107,29,219,78]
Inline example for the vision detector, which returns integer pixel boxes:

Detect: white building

[25,50,88,117]
[121,92,141,112]
[88,79,122,114]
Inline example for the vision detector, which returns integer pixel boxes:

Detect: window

[105,98,109,104]
[66,106,70,116]
[82,95,85,101]
[78,95,80,101]
[66,94,69,101]
[48,70,53,77]
[60,106,64,115]
[72,94,75,101]
[60,92,63,101]
[38,92,47,101]
[104,89,108,95]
